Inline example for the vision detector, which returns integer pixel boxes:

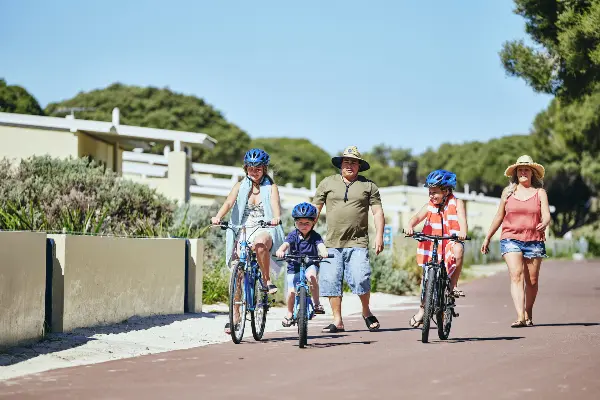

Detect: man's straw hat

[331,145,371,172]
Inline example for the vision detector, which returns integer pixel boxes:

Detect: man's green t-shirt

[313,174,382,248]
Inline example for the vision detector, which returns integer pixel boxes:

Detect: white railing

[122,151,317,199]
[122,152,168,178]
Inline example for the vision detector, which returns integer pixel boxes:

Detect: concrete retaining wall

[48,234,186,332]
[186,239,204,313]
[0,231,47,349]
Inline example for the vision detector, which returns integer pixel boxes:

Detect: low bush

[0,156,175,235]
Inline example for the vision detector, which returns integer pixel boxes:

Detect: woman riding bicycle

[404,169,468,328]
[211,148,285,334]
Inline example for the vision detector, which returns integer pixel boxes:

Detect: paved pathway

[1,260,599,399]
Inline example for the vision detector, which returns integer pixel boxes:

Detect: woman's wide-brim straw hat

[331,146,371,172]
[504,155,545,179]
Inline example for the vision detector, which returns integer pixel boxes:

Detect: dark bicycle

[406,231,470,343]
[277,254,333,348]
[213,219,280,344]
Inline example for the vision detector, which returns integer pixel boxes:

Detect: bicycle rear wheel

[229,265,247,344]
[251,275,268,341]
[437,285,453,340]
[421,267,436,343]
[298,286,308,348]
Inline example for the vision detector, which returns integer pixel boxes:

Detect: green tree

[500,0,600,100]
[416,135,534,197]
[44,83,251,166]
[363,144,417,186]
[0,78,44,115]
[500,1,600,235]
[250,138,336,187]
[530,91,600,235]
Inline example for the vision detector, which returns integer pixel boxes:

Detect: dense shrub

[0,156,175,235]
[371,246,422,296]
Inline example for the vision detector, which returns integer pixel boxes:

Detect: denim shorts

[319,247,371,296]
[286,265,318,294]
[500,238,547,259]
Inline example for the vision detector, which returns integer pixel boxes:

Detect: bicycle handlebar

[277,254,334,263]
[212,220,282,230]
[402,230,471,241]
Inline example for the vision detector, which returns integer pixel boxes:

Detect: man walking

[313,145,385,332]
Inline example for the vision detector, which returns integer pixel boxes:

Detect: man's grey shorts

[319,247,371,296]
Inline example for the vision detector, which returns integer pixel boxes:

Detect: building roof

[0,109,217,150]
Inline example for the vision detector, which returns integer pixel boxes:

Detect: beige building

[1,110,541,238]
[0,109,216,203]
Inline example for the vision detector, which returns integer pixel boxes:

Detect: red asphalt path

[1,260,599,399]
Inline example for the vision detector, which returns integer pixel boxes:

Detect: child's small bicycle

[278,253,333,348]
[406,231,470,343]
[214,219,280,344]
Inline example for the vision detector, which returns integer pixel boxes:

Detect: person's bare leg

[254,233,275,293]
[524,257,542,324]
[504,252,526,325]
[307,270,320,307]
[327,296,343,329]
[450,243,464,291]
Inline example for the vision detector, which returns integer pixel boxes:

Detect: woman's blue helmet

[424,169,457,189]
[292,202,318,220]
[244,148,270,166]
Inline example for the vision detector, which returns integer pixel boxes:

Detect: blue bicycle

[278,254,333,348]
[215,219,280,344]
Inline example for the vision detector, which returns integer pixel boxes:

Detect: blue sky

[1,0,552,156]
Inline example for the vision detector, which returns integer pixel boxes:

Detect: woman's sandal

[224,322,240,334]
[281,316,294,327]
[314,304,325,314]
[453,287,465,298]
[511,320,527,328]
[525,319,534,327]
[409,306,424,328]
[409,315,423,328]
[267,284,278,295]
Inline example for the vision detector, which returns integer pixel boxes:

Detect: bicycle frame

[411,231,470,319]
[293,262,314,321]
[279,254,331,323]
[217,220,279,312]
[421,237,449,316]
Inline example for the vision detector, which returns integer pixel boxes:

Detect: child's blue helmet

[244,148,270,166]
[292,202,318,220]
[424,169,457,189]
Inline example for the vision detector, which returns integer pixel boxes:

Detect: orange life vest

[416,193,461,277]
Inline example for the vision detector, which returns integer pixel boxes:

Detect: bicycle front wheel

[298,286,308,348]
[229,265,247,344]
[437,284,453,340]
[421,267,436,343]
[251,276,268,341]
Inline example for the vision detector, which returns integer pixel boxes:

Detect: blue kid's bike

[278,254,333,348]
[214,219,280,344]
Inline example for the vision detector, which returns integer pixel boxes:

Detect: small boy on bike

[404,169,468,328]
[276,202,329,327]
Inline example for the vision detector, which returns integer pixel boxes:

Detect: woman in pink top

[481,155,551,328]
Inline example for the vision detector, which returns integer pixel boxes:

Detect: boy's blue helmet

[424,169,457,189]
[244,148,270,166]
[292,202,318,220]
